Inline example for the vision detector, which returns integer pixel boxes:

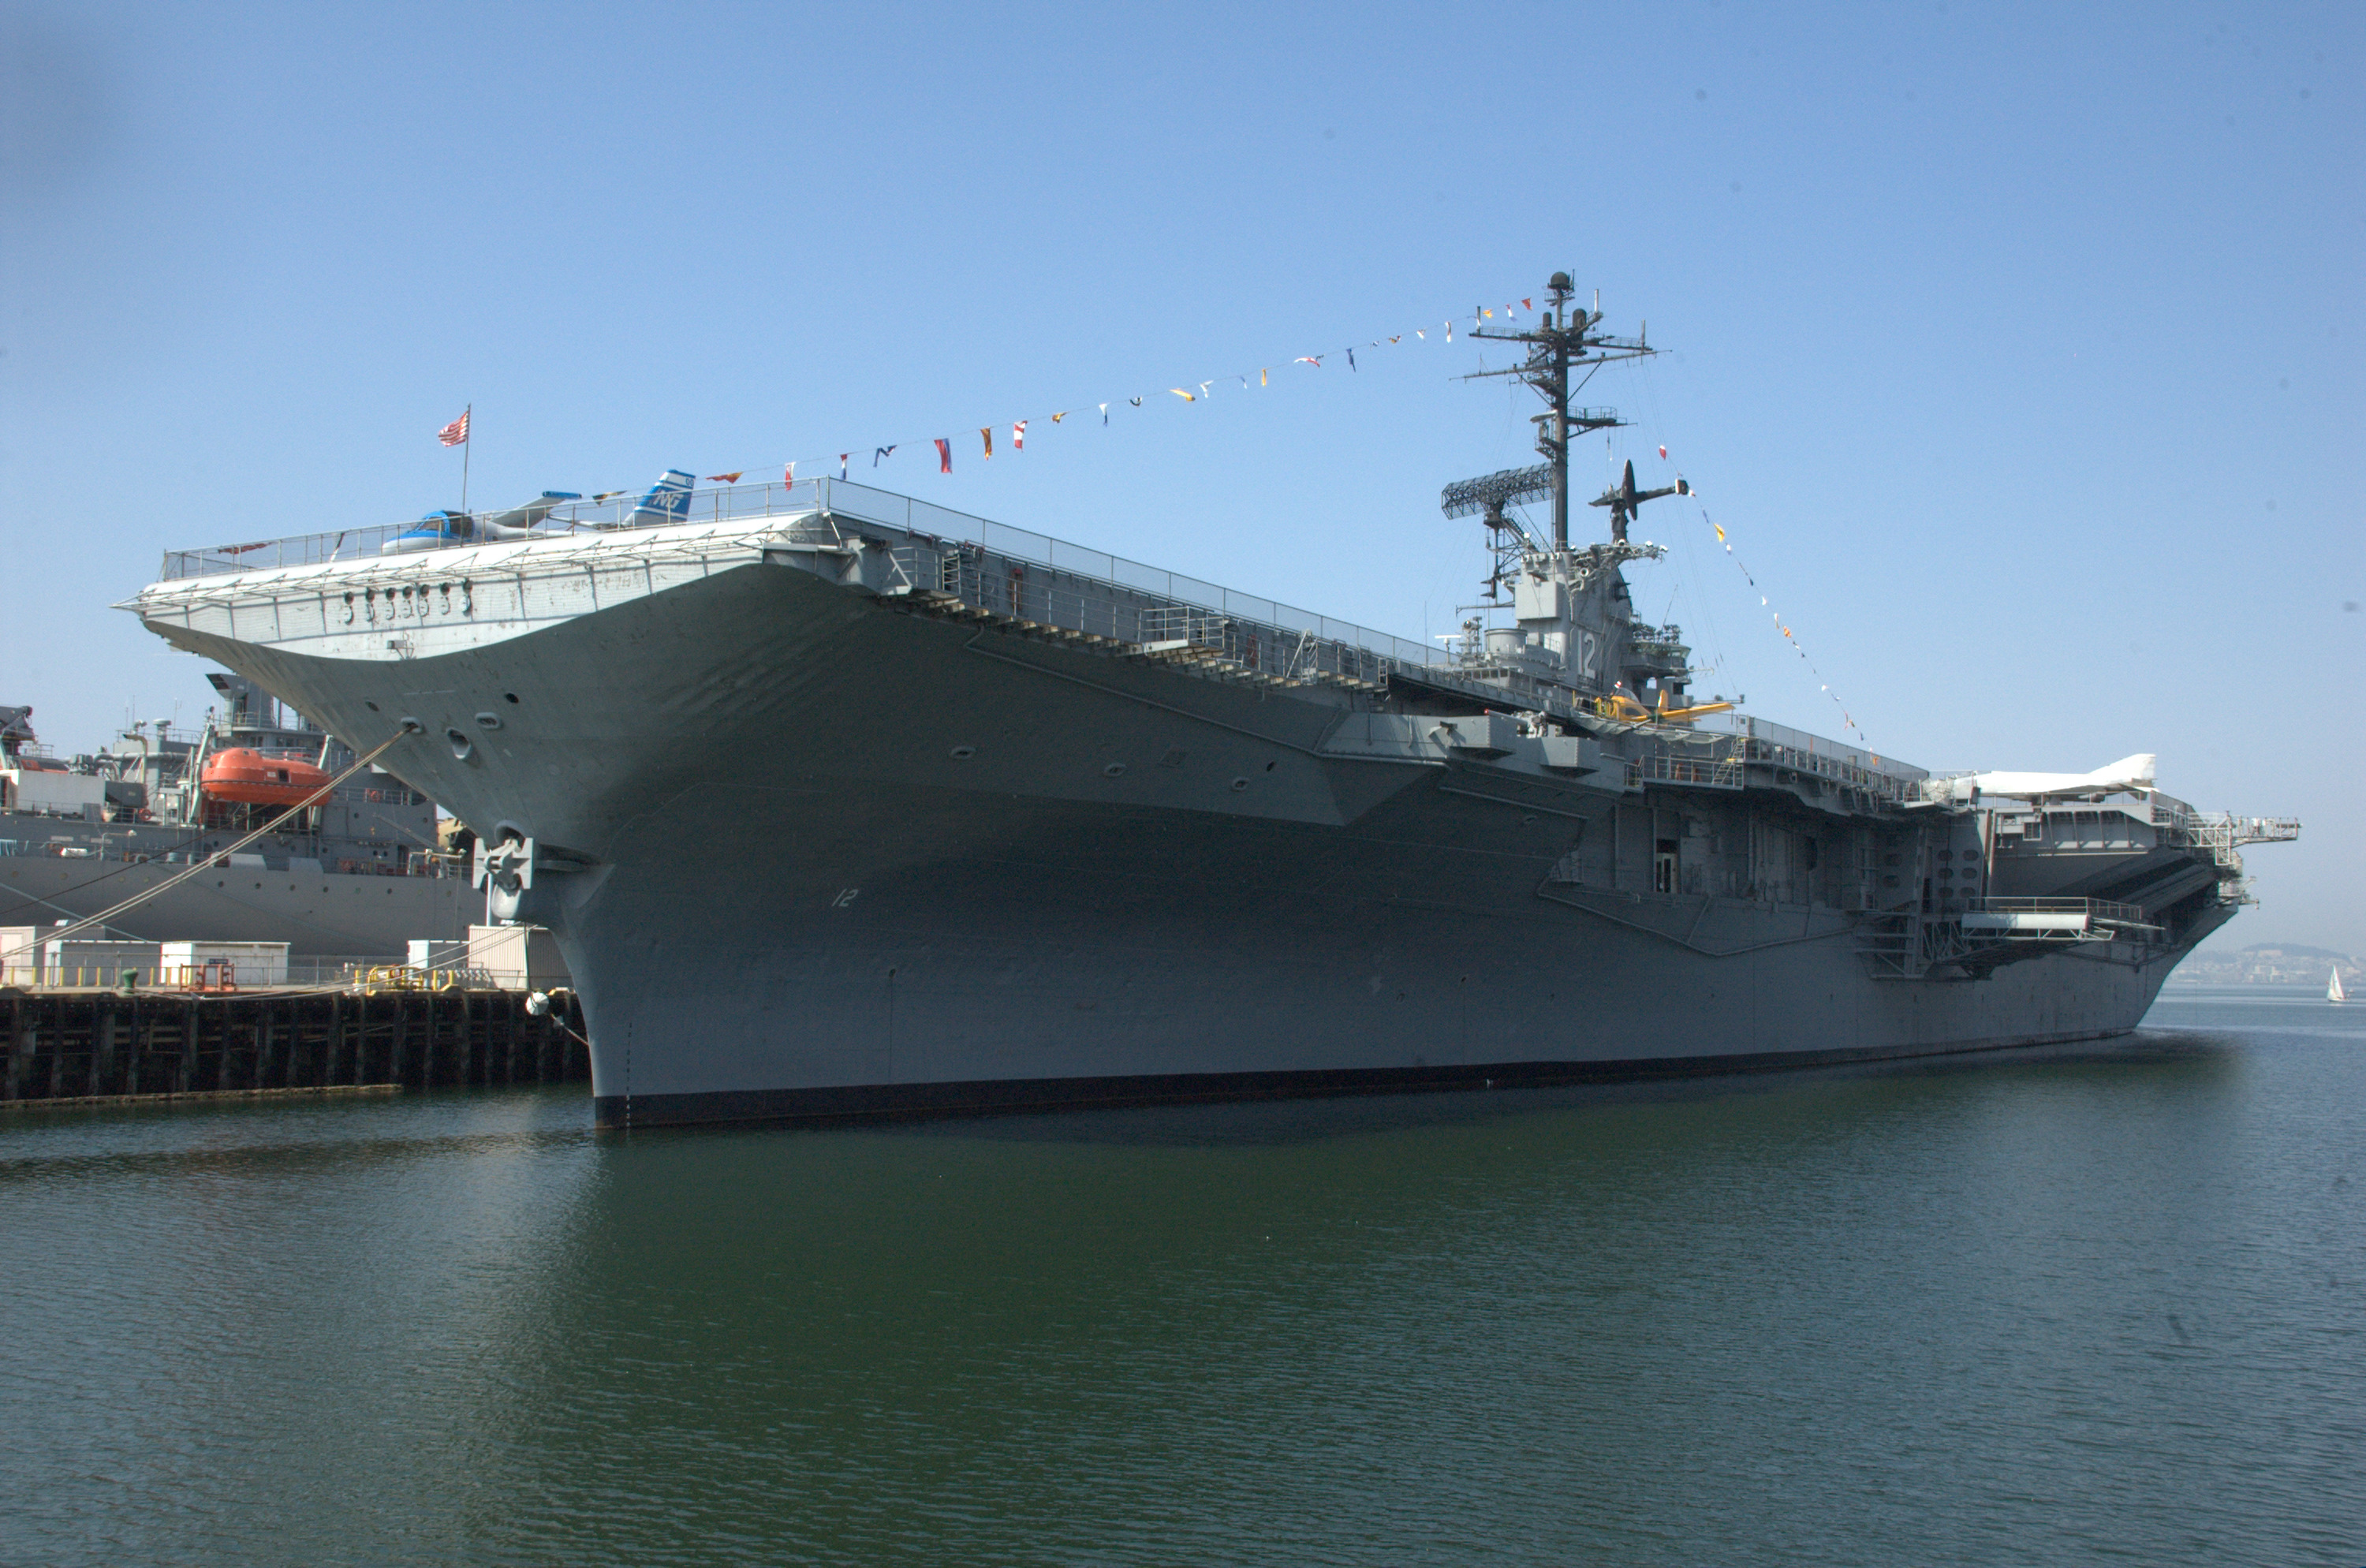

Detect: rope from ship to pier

[0,722,423,973]
[12,822,244,926]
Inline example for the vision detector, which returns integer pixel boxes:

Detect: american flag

[436,409,470,446]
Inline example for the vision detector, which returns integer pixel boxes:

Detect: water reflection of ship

[0,672,467,955]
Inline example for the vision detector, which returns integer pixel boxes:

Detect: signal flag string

[557,292,1550,503]
[1618,357,1880,759]
[1690,496,1875,755]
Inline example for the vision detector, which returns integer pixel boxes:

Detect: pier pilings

[0,987,589,1107]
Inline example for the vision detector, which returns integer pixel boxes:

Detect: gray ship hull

[144,551,2214,1127]
[567,775,2204,1127]
[2,844,467,957]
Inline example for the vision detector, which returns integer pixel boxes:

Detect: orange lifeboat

[200,748,332,808]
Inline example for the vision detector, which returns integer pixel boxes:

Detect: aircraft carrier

[127,275,2301,1127]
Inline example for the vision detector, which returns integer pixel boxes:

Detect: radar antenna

[1439,271,1657,552]
[1439,465,1554,600]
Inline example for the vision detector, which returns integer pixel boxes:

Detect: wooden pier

[1,986,589,1108]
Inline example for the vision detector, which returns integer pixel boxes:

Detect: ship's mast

[1446,271,1656,551]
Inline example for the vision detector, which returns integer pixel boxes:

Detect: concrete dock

[2,985,588,1107]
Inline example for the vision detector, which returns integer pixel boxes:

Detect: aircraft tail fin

[2090,753,2157,789]
[627,469,697,528]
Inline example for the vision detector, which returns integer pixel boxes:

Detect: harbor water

[2,987,2359,1566]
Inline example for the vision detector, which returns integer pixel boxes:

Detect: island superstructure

[129,274,2299,1126]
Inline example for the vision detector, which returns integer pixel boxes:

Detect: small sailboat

[2331,966,2349,1004]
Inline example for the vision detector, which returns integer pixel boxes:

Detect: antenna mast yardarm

[1451,272,1656,551]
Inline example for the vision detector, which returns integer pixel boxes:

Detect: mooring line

[0,722,421,969]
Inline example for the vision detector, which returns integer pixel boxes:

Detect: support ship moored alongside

[129,276,2300,1127]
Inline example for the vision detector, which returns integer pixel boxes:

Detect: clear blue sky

[4,2,2358,952]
